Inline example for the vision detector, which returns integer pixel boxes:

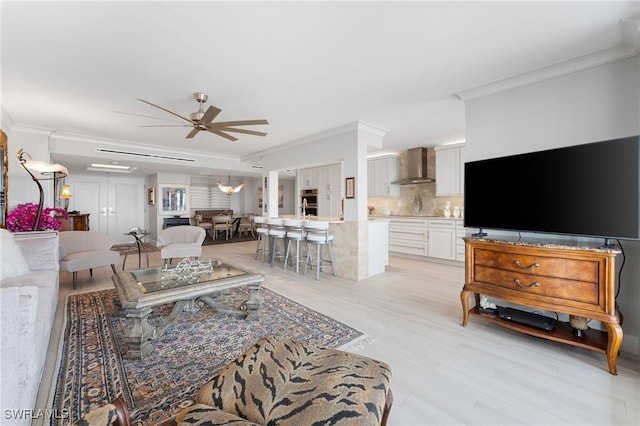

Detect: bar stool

[267,218,287,268]
[283,219,306,273]
[254,216,270,262]
[304,220,337,280]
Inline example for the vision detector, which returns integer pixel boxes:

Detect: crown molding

[455,44,638,101]
[242,120,388,163]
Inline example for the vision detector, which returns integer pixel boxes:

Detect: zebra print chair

[172,335,393,425]
[73,397,131,426]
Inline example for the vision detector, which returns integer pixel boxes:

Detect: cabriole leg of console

[603,321,623,375]
[460,289,472,327]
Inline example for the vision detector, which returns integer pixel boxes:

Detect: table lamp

[59,184,72,211]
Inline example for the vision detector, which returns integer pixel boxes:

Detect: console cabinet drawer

[474,265,598,305]
[474,248,599,282]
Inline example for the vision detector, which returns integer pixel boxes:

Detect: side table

[122,231,150,270]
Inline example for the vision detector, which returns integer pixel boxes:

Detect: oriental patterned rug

[202,234,258,245]
[50,287,365,425]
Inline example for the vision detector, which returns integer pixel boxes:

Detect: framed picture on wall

[259,185,284,208]
[159,184,189,215]
[345,177,355,199]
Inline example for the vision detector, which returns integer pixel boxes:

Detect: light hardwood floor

[37,241,639,425]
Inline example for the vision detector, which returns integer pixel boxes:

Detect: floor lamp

[17,149,68,231]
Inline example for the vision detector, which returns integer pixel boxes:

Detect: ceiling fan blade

[210,119,269,127]
[199,105,222,125]
[206,128,238,141]
[140,124,192,128]
[137,98,195,124]
[214,127,268,137]
[186,127,202,139]
[114,110,181,122]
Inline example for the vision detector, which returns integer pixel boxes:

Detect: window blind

[190,185,231,216]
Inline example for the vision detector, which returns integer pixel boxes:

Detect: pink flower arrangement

[6,203,67,232]
[367,205,375,213]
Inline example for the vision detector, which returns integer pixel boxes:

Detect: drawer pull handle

[514,260,539,270]
[514,278,540,288]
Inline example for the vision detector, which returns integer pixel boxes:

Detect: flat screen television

[464,135,640,242]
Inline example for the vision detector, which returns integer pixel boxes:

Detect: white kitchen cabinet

[367,156,400,197]
[388,217,464,262]
[300,167,319,189]
[318,191,343,217]
[318,163,342,217]
[368,220,389,276]
[388,218,429,256]
[428,219,457,260]
[456,221,466,262]
[435,143,465,195]
[319,164,342,192]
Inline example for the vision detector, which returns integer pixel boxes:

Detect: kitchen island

[279,215,389,280]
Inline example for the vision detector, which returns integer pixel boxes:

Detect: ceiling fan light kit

[137,92,268,141]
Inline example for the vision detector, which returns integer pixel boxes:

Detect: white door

[66,174,145,244]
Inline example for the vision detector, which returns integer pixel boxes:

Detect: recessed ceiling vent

[95,148,198,163]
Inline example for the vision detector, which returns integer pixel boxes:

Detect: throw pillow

[0,229,31,280]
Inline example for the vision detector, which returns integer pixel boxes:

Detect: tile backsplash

[368,188,463,217]
[368,149,464,217]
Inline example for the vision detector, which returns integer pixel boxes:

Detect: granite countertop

[465,236,622,254]
[280,215,344,223]
[370,214,463,220]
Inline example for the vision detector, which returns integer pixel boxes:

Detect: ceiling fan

[137,92,268,141]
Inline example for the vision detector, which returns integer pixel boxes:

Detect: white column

[264,170,279,217]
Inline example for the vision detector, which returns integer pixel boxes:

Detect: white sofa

[0,230,60,426]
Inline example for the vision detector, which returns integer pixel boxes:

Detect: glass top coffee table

[112,258,264,359]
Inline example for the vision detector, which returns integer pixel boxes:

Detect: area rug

[49,287,365,425]
[202,234,257,246]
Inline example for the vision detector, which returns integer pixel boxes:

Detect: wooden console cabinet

[460,238,622,375]
[60,213,90,231]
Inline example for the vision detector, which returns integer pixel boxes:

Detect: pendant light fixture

[217,175,244,195]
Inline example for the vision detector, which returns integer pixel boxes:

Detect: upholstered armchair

[58,231,119,289]
[72,397,131,426]
[76,336,392,426]
[157,226,206,265]
[167,336,393,425]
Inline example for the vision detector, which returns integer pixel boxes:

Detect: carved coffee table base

[121,283,262,359]
[113,262,264,360]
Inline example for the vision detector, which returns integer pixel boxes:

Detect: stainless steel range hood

[395,147,434,184]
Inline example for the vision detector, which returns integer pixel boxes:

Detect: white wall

[466,56,640,161]
[464,55,640,355]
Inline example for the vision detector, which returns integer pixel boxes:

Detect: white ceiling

[2,1,639,177]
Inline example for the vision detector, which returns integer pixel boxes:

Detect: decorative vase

[453,206,460,218]
[444,201,451,218]
[412,195,423,215]
[569,315,589,337]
